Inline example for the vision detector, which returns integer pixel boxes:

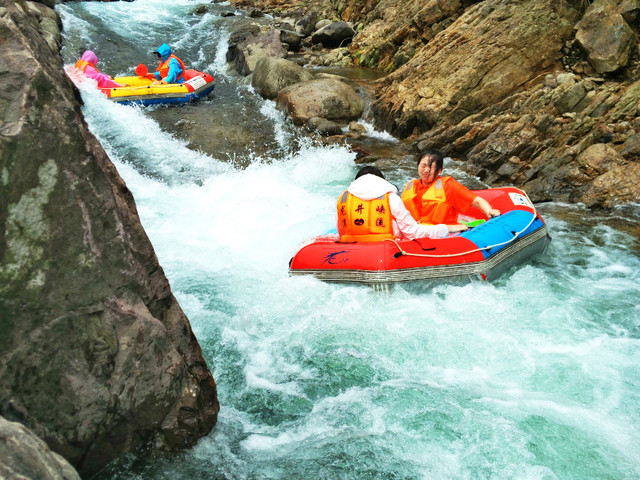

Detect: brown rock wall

[227,0,640,207]
[349,0,466,71]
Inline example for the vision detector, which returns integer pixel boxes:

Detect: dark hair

[355,165,385,180]
[418,150,444,174]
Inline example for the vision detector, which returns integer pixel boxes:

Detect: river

[57,1,640,478]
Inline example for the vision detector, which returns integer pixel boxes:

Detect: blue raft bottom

[113,85,215,107]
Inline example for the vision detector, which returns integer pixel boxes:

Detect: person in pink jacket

[74,50,127,89]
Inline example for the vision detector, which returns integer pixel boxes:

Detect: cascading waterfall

[57,1,640,478]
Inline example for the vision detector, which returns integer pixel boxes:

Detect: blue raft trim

[460,210,543,259]
[113,85,215,107]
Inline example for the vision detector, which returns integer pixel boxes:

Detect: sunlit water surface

[57,1,640,478]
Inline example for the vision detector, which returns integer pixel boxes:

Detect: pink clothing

[77,50,122,89]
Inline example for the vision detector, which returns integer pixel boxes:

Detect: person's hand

[487,209,500,218]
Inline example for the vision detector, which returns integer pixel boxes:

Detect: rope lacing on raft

[388,191,540,259]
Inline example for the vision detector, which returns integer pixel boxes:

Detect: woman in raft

[74,50,127,89]
[401,150,500,226]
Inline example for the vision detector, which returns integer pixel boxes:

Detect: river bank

[226,0,640,209]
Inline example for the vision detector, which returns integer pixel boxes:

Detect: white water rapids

[57,1,640,478]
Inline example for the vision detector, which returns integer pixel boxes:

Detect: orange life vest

[337,191,394,243]
[156,54,186,82]
[401,176,456,225]
[74,59,99,74]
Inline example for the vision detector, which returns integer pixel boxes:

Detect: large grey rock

[0,1,218,475]
[251,56,314,99]
[276,78,363,125]
[0,416,80,480]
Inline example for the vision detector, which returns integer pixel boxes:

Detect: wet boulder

[575,0,637,74]
[276,78,363,125]
[311,21,356,48]
[226,17,287,75]
[305,117,343,136]
[251,56,314,99]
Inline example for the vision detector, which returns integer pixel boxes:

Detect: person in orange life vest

[337,166,469,243]
[401,150,500,225]
[74,50,128,89]
[150,43,186,85]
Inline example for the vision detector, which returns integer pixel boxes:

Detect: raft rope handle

[389,191,540,259]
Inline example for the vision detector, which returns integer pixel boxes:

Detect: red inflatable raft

[289,187,551,285]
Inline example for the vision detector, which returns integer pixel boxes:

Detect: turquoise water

[58,1,640,478]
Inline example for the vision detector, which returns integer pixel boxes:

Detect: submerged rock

[305,116,343,135]
[0,1,219,475]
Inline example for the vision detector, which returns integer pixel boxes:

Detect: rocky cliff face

[229,0,640,208]
[369,0,640,207]
[0,1,218,475]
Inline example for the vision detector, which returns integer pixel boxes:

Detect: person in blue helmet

[151,43,186,85]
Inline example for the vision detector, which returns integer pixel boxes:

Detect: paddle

[135,64,155,79]
[462,219,486,228]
